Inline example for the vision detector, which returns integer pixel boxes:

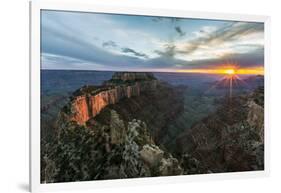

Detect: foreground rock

[41,72,184,183]
[42,109,183,182]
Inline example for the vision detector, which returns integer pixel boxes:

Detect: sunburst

[224,69,235,75]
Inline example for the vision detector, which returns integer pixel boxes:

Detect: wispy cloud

[154,44,176,58]
[102,40,117,48]
[121,47,149,59]
[180,22,264,54]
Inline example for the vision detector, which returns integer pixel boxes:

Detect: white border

[30,0,271,192]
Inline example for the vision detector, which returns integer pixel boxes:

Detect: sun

[224,69,235,75]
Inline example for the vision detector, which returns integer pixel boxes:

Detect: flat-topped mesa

[111,72,156,82]
[68,72,158,125]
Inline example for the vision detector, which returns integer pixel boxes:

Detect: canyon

[175,87,264,172]
[41,71,264,183]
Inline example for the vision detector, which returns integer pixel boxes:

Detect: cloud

[146,45,263,71]
[143,56,185,69]
[154,44,176,58]
[151,17,180,23]
[102,40,117,48]
[102,40,149,59]
[41,53,106,70]
[175,26,186,37]
[176,47,264,70]
[41,23,148,70]
[41,10,264,72]
[121,47,149,59]
[181,22,264,54]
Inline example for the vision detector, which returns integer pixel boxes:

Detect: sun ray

[203,75,227,94]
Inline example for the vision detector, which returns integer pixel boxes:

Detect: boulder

[140,144,164,167]
[159,157,183,176]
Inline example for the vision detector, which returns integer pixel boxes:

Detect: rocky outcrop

[159,156,183,176]
[175,88,264,172]
[111,72,156,82]
[140,144,164,167]
[110,110,126,144]
[58,72,184,146]
[43,109,183,182]
[247,101,264,142]
[41,72,186,183]
[68,73,158,125]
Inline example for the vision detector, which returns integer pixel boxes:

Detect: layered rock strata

[68,73,158,125]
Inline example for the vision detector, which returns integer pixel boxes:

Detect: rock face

[64,72,183,145]
[69,95,89,125]
[176,87,264,172]
[68,72,158,125]
[41,72,185,183]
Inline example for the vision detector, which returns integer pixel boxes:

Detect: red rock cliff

[69,74,157,125]
[70,96,89,124]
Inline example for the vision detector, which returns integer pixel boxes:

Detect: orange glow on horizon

[176,67,264,75]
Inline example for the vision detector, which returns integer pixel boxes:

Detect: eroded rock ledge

[67,72,158,125]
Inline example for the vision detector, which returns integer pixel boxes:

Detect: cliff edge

[66,72,158,125]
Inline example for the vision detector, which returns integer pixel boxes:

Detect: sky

[41,10,264,73]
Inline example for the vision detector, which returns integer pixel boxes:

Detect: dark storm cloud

[175,26,186,37]
[182,22,264,54]
[121,47,149,59]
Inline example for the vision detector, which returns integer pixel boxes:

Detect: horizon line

[41,67,264,76]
